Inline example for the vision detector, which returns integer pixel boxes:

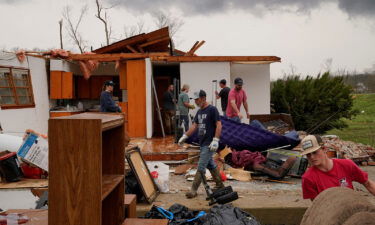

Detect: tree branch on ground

[62,5,88,53]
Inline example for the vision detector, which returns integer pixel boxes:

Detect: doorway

[152,62,180,137]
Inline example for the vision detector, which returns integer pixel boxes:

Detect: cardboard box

[17,133,48,171]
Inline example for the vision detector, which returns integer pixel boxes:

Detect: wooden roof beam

[139,36,170,48]
[126,45,139,53]
[68,52,169,61]
[186,41,205,56]
[151,56,281,63]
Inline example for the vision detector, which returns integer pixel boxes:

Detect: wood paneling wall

[126,60,146,137]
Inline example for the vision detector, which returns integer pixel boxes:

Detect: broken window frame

[0,66,35,109]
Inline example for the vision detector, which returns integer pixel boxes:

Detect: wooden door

[127,60,146,138]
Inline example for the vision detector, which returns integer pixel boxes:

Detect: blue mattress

[187,116,300,151]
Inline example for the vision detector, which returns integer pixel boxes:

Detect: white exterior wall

[230,63,271,120]
[0,55,50,136]
[180,62,231,119]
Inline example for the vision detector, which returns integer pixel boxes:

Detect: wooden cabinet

[49,113,126,225]
[50,71,74,99]
[76,76,91,99]
[90,76,108,100]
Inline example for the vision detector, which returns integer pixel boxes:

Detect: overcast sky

[1,0,375,79]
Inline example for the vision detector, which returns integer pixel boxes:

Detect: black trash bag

[201,204,261,225]
[144,204,204,225]
[125,171,145,202]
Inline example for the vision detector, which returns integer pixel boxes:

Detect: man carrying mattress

[178,90,224,198]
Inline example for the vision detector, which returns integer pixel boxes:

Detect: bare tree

[62,5,88,53]
[124,19,146,38]
[322,58,333,72]
[58,19,63,49]
[95,0,114,45]
[152,10,184,38]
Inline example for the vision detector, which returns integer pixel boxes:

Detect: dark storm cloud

[109,0,375,18]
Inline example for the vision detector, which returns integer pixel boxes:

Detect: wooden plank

[186,40,205,56]
[62,72,74,99]
[0,179,48,189]
[69,53,169,61]
[102,175,124,200]
[122,219,168,225]
[127,60,146,137]
[50,71,62,99]
[48,119,102,225]
[126,45,138,53]
[139,36,170,48]
[77,76,91,99]
[152,56,282,62]
[186,41,199,55]
[119,62,127,89]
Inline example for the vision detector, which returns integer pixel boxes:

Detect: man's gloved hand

[178,134,188,146]
[209,137,220,152]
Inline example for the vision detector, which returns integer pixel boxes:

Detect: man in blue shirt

[178,90,224,198]
[100,80,121,113]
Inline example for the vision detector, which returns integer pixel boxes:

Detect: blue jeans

[180,115,189,132]
[228,116,241,123]
[197,145,217,172]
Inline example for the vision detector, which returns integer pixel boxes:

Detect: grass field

[327,93,375,147]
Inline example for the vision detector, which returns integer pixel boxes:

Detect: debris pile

[262,119,292,135]
[322,135,375,162]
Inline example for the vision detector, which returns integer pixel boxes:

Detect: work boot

[209,168,225,190]
[185,171,202,198]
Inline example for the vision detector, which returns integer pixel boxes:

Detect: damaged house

[0,27,280,138]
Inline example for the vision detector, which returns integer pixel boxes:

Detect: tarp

[187,117,300,151]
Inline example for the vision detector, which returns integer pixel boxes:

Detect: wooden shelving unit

[49,113,126,225]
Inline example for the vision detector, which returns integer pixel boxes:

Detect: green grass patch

[327,93,375,147]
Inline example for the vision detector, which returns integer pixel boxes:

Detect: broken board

[0,179,48,189]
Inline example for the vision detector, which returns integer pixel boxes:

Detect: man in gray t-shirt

[177,84,194,131]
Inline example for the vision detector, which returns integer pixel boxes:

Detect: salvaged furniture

[49,113,126,225]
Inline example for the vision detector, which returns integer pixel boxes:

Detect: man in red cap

[301,135,375,200]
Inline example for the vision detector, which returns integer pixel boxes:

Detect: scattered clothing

[230,150,267,170]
